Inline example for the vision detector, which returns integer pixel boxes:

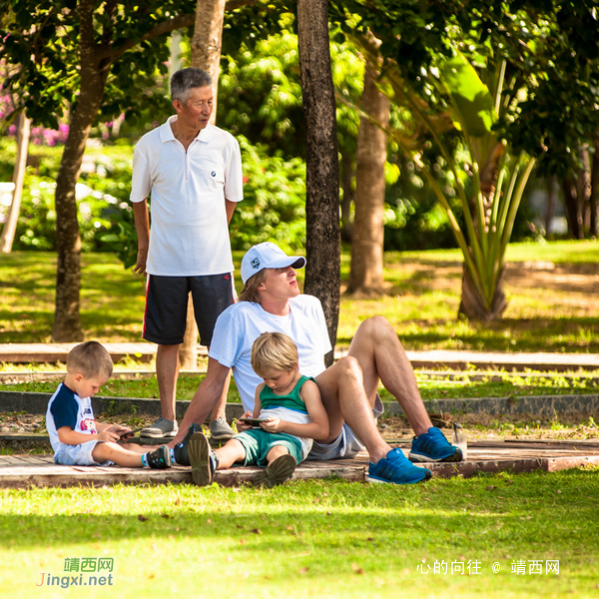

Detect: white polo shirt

[130,117,243,276]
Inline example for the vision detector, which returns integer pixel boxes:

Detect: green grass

[0,252,146,343]
[1,239,599,351]
[385,238,599,264]
[0,375,242,404]
[0,470,597,598]
[2,370,599,403]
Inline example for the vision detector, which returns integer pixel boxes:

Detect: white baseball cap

[240,242,306,284]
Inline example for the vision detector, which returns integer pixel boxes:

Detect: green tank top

[259,375,314,413]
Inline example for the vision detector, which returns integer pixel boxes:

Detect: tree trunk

[545,175,557,235]
[173,28,196,369]
[590,135,599,237]
[178,298,198,370]
[191,0,226,117]
[0,112,30,253]
[340,149,354,243]
[297,0,340,364]
[52,0,110,341]
[562,177,583,239]
[458,267,507,321]
[169,29,183,81]
[580,144,591,232]
[179,0,227,369]
[348,63,390,295]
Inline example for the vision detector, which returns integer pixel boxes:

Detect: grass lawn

[0,469,597,598]
[1,240,598,352]
[2,369,599,404]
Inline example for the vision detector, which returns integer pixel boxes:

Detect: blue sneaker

[409,427,463,463]
[188,432,218,486]
[366,448,432,484]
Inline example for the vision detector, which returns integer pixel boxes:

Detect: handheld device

[239,417,268,426]
[119,427,143,439]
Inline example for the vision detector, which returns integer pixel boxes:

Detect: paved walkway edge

[2,451,598,489]
[1,391,598,419]
[3,344,599,372]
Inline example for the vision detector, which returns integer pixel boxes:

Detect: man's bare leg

[208,368,235,442]
[156,343,180,422]
[347,316,432,436]
[169,359,231,447]
[315,356,392,463]
[209,370,231,423]
[315,356,432,483]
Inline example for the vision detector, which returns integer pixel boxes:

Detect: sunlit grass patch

[0,470,597,598]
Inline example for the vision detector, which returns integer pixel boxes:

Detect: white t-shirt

[46,383,98,454]
[209,295,332,412]
[130,118,243,276]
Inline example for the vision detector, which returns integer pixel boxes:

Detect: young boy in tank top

[188,332,329,486]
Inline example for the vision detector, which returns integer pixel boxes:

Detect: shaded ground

[377,414,599,442]
[3,244,599,351]
[377,260,599,313]
[339,257,599,352]
[2,411,597,457]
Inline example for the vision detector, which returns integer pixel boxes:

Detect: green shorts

[234,430,303,467]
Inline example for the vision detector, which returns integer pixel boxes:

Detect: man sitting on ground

[171,242,462,484]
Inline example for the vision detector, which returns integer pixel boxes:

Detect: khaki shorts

[308,394,384,461]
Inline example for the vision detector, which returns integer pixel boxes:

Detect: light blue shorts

[54,440,113,466]
[308,394,384,461]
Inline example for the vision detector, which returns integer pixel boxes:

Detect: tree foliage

[331,0,599,319]
[0,0,200,340]
[1,0,197,129]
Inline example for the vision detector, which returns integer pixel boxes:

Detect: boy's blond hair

[66,341,113,379]
[251,332,298,377]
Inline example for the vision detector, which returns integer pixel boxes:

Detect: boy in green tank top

[188,332,329,487]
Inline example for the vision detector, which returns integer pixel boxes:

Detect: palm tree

[356,36,535,320]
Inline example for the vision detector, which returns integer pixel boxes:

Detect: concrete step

[1,390,598,419]
[3,343,597,372]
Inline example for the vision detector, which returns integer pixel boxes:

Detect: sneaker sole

[365,469,432,484]
[140,430,178,439]
[408,447,463,463]
[255,454,297,488]
[209,432,235,441]
[188,433,212,486]
[173,424,203,466]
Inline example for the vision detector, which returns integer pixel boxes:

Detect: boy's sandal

[255,454,297,488]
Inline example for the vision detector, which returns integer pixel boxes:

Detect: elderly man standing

[131,68,242,442]
[170,242,462,485]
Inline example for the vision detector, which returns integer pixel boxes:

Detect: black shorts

[143,273,235,346]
